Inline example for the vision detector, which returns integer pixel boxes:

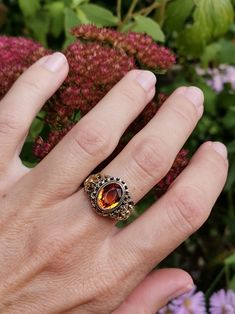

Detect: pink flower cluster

[0,25,188,193]
[71,24,175,70]
[157,149,189,196]
[0,36,49,99]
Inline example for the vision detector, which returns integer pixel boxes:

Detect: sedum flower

[156,148,189,195]
[0,25,188,194]
[209,289,235,314]
[71,24,175,71]
[0,36,49,99]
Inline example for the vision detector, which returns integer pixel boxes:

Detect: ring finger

[70,86,204,225]
[102,86,204,202]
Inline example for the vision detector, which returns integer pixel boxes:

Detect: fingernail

[136,70,156,92]
[178,86,204,117]
[212,142,228,159]
[169,284,194,301]
[41,52,67,72]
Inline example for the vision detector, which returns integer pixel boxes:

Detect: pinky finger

[112,269,193,314]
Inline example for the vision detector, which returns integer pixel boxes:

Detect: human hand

[0,53,228,313]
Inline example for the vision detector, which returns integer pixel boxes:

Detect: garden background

[1,0,235,304]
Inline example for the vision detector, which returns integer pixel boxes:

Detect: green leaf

[222,108,235,129]
[22,160,38,168]
[20,140,38,166]
[177,23,206,56]
[225,161,235,190]
[120,22,135,33]
[46,1,65,38]
[29,115,45,140]
[193,0,234,40]
[178,0,234,56]
[71,0,88,9]
[18,0,40,17]
[218,39,235,64]
[195,78,217,114]
[64,8,81,36]
[79,3,118,26]
[227,140,235,154]
[76,7,90,24]
[225,253,235,265]
[201,42,220,66]
[165,0,194,33]
[132,15,165,42]
[229,275,235,290]
[25,12,50,46]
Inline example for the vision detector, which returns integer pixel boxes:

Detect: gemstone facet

[97,183,123,210]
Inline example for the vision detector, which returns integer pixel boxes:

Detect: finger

[103,86,204,203]
[113,269,193,314]
[0,52,68,167]
[28,70,156,202]
[57,86,203,231]
[114,141,228,272]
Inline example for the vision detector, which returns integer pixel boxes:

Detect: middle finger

[23,70,156,203]
[67,86,203,229]
[100,86,203,202]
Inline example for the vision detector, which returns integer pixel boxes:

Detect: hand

[0,52,228,314]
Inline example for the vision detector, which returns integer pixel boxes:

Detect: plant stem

[36,116,44,121]
[155,0,169,27]
[134,1,160,17]
[205,267,225,299]
[117,0,122,22]
[122,0,139,25]
[225,264,230,287]
[228,188,235,219]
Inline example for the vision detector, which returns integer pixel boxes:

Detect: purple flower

[223,66,235,90]
[158,287,207,314]
[209,289,235,314]
[197,65,235,93]
[206,74,224,93]
[170,287,207,314]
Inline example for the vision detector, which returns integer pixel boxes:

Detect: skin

[0,52,228,313]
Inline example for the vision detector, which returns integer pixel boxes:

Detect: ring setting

[84,173,134,221]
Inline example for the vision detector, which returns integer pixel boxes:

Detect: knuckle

[167,186,207,235]
[71,118,112,158]
[131,137,172,181]
[205,151,228,179]
[37,235,72,271]
[0,114,25,136]
[119,82,146,108]
[19,77,44,99]
[170,95,198,127]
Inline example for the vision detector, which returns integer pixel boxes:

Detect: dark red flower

[0,36,49,100]
[156,149,190,195]
[0,26,188,194]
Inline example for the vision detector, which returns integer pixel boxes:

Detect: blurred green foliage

[1,0,235,295]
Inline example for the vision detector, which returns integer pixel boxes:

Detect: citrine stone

[97,183,123,210]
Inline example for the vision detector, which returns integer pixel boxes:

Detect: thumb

[112,268,193,314]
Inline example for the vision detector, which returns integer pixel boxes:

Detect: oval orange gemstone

[97,183,123,210]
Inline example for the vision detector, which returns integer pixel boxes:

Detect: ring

[84,173,134,221]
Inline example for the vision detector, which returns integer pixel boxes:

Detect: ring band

[84,173,134,221]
